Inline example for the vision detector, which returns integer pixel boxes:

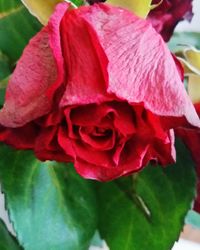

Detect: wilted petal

[60,7,110,107]
[0,3,69,128]
[75,142,149,181]
[0,124,38,149]
[79,4,199,128]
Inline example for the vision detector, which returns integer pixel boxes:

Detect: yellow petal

[177,57,200,76]
[107,0,152,18]
[21,0,65,25]
[184,47,200,71]
[188,74,200,104]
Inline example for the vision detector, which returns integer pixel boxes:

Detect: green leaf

[0,85,6,106]
[0,145,98,250]
[72,0,84,7]
[185,210,200,229]
[0,219,22,250]
[97,140,196,250]
[0,0,41,64]
[0,0,21,14]
[0,51,10,106]
[0,51,10,80]
[169,32,200,52]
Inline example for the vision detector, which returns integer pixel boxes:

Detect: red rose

[148,0,193,41]
[176,103,200,212]
[0,3,199,181]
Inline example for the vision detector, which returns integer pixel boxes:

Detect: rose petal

[69,104,114,126]
[80,4,200,128]
[35,126,71,162]
[111,102,136,136]
[72,140,114,167]
[0,3,69,128]
[57,126,76,159]
[79,126,115,150]
[0,124,38,149]
[46,2,70,99]
[35,109,64,127]
[60,7,110,106]
[74,142,149,181]
[0,28,55,127]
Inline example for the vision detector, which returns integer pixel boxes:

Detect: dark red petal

[72,140,114,168]
[194,181,200,213]
[175,126,200,213]
[111,102,136,136]
[79,126,115,150]
[35,126,71,162]
[57,126,76,159]
[35,109,64,127]
[69,104,114,126]
[148,0,193,42]
[74,142,149,181]
[0,123,38,149]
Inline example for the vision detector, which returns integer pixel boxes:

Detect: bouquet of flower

[0,0,200,249]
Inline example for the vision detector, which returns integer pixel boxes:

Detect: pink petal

[46,3,70,99]
[80,4,200,128]
[0,3,69,128]
[60,7,110,107]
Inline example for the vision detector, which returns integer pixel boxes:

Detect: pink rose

[148,0,193,41]
[0,3,199,181]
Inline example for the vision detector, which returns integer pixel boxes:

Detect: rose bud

[0,3,199,181]
[148,0,193,41]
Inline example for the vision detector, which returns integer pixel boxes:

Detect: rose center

[92,127,112,137]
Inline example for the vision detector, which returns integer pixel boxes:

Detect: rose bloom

[176,103,200,212]
[0,3,199,181]
[148,0,193,41]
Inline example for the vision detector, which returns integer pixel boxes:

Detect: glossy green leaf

[0,51,10,80]
[0,51,10,106]
[0,145,98,250]
[98,140,196,250]
[169,32,200,52]
[0,0,41,63]
[0,77,7,106]
[0,87,5,106]
[0,219,22,250]
[0,0,21,13]
[72,0,84,6]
